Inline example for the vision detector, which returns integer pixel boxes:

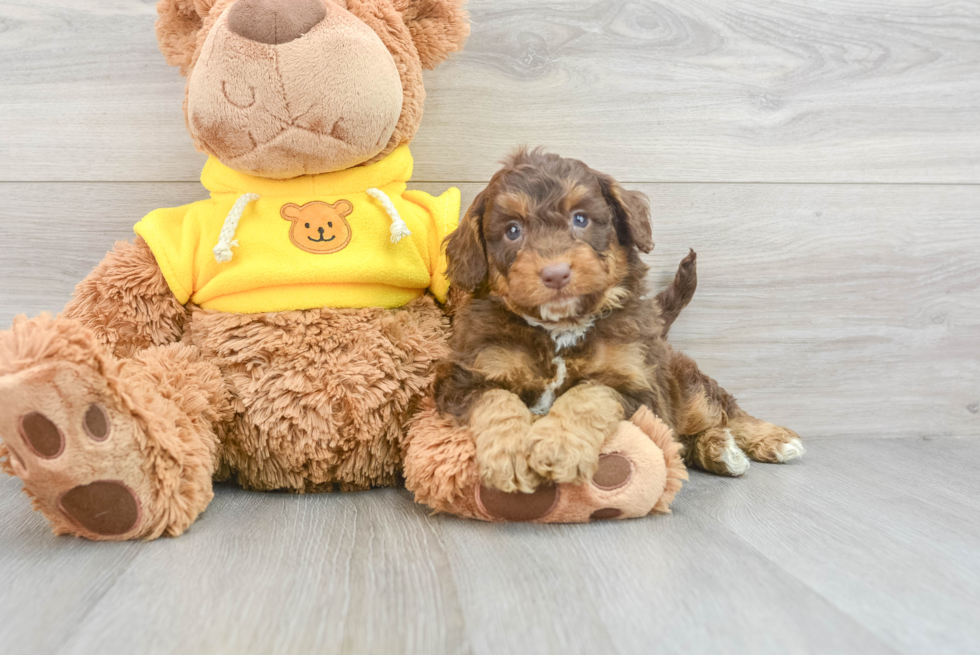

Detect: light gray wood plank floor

[1,0,978,653]
[1,438,978,655]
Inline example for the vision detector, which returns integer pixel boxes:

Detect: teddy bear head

[155,0,468,179]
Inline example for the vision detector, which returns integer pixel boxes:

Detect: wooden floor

[1,438,978,655]
[1,1,978,653]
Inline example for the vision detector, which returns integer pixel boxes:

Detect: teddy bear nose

[540,263,572,290]
[228,0,328,45]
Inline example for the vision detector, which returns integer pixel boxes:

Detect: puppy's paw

[475,432,541,494]
[524,416,603,485]
[729,417,804,464]
[685,427,750,477]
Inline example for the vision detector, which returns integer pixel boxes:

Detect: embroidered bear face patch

[281,200,353,254]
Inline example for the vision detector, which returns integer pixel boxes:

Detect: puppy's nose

[540,263,572,290]
[228,0,327,45]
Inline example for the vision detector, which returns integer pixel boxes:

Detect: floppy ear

[393,0,470,70]
[444,188,489,292]
[332,200,354,216]
[596,172,655,253]
[156,0,213,75]
[281,203,302,221]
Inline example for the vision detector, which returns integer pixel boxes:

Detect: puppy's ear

[156,0,211,75]
[393,0,470,70]
[445,189,489,292]
[596,173,655,253]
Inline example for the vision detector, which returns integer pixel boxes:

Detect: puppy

[435,149,803,493]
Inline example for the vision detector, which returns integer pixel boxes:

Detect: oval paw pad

[83,404,110,441]
[592,453,633,490]
[477,484,559,521]
[18,412,64,459]
[58,481,141,536]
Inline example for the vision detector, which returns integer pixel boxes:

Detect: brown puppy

[435,149,803,493]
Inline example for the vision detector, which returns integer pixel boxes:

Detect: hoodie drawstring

[213,193,261,263]
[367,187,412,243]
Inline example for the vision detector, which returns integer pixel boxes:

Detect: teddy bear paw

[0,362,153,540]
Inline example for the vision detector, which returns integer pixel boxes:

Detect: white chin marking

[720,431,750,476]
[539,299,579,322]
[776,438,805,462]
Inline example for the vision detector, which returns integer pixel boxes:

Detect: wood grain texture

[1,0,979,182]
[2,181,976,440]
[1,439,978,655]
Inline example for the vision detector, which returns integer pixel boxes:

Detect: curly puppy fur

[435,149,803,490]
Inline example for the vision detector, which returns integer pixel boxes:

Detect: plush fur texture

[0,0,468,540]
[0,316,227,539]
[155,0,468,177]
[434,149,804,489]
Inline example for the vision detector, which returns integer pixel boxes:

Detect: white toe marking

[776,438,805,462]
[720,430,750,476]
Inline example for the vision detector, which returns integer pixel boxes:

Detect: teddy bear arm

[63,237,187,360]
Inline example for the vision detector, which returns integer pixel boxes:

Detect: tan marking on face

[280,200,353,254]
[560,184,591,213]
[503,245,611,312]
[494,192,531,218]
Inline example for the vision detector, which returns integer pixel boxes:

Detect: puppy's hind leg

[670,351,750,477]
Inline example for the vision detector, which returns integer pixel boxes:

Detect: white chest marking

[530,355,567,415]
[522,314,594,415]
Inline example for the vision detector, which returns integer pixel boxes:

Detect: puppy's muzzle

[540,262,572,290]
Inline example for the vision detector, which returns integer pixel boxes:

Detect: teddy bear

[0,0,470,540]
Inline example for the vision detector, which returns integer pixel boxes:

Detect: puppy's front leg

[524,384,625,484]
[471,389,541,493]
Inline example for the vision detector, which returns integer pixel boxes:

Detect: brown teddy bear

[0,0,469,540]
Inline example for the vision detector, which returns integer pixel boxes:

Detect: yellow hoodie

[134,147,459,314]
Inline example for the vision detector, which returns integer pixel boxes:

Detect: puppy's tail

[655,249,697,337]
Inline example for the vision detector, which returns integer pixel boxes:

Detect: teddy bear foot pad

[0,363,151,539]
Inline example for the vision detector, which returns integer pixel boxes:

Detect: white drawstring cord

[213,193,260,263]
[367,187,411,243]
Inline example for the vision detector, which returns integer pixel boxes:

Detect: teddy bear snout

[228,0,328,45]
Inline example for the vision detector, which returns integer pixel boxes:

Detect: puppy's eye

[305,223,310,228]
[505,223,523,241]
[572,212,589,228]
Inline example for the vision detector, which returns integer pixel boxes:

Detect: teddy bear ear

[332,200,354,216]
[155,0,213,75]
[393,0,470,70]
[281,203,302,220]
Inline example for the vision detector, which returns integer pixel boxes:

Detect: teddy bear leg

[405,403,687,523]
[0,315,229,540]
